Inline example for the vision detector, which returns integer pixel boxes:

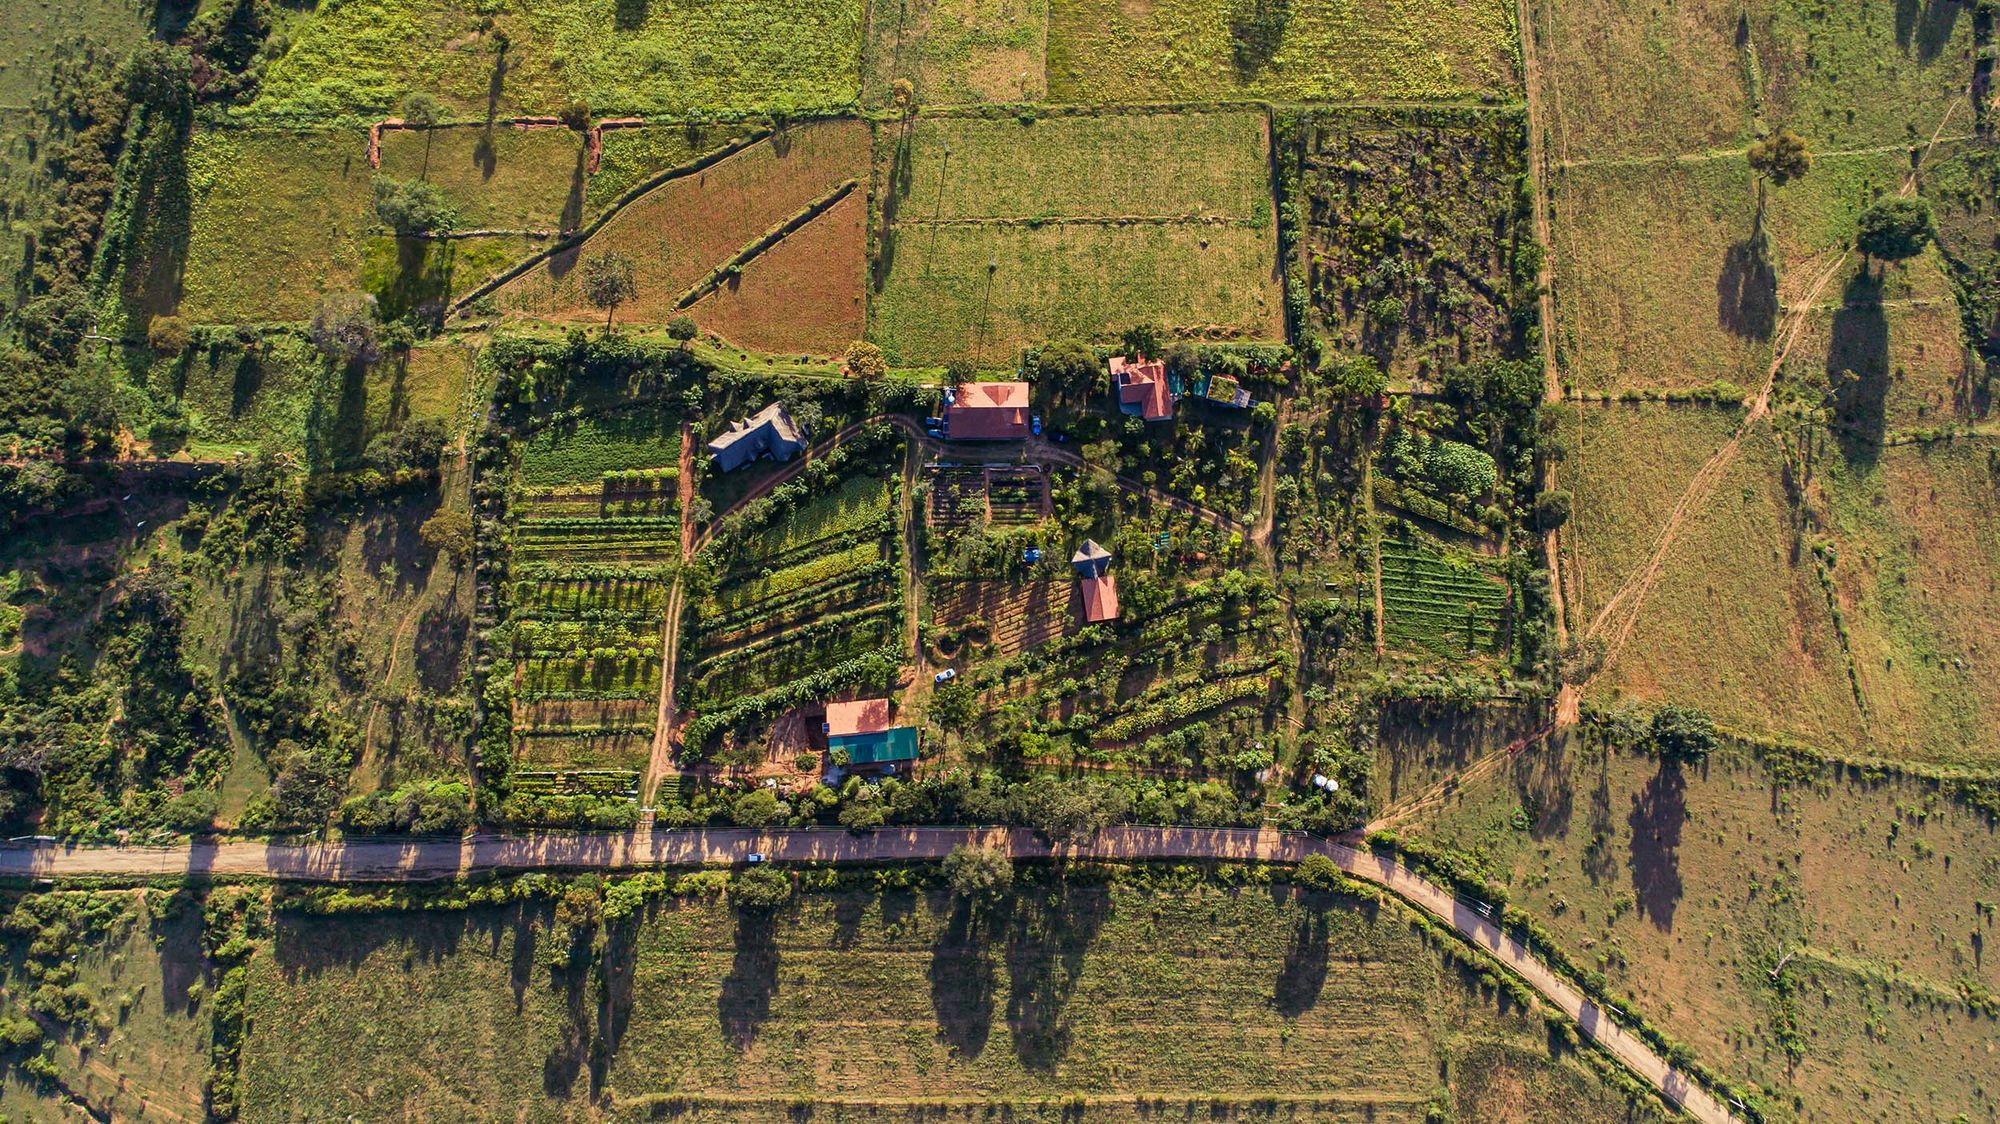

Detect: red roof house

[825,698,893,737]
[1079,575,1120,623]
[1111,355,1174,422]
[943,381,1031,441]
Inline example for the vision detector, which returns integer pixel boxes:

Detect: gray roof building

[707,402,805,472]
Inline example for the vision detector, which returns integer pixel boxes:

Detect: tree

[667,315,698,343]
[1009,775,1129,843]
[308,293,382,365]
[729,864,794,909]
[400,92,441,179]
[146,314,191,356]
[1746,128,1811,187]
[372,177,457,237]
[845,339,888,380]
[1854,196,1933,264]
[419,508,474,567]
[1293,853,1343,892]
[1421,439,1497,498]
[942,843,1013,899]
[1649,704,1718,762]
[1534,489,1572,531]
[1121,324,1161,361]
[730,788,782,827]
[1035,338,1099,402]
[580,252,638,330]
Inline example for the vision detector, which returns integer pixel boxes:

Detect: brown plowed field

[495,118,869,325]
[686,187,867,355]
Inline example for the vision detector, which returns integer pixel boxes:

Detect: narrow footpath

[0,826,1734,1124]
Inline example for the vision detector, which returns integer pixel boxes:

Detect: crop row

[693,601,898,673]
[518,654,660,696]
[713,541,885,612]
[513,723,656,738]
[513,577,671,619]
[510,770,641,796]
[515,619,661,655]
[741,475,894,565]
[688,613,900,709]
[696,571,895,645]
[1096,672,1276,743]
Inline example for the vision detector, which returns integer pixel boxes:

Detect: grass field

[1395,727,2000,1121]
[863,0,1048,105]
[1757,0,1974,153]
[248,0,865,122]
[586,121,761,211]
[0,890,210,1122]
[0,0,150,105]
[1819,443,2000,765]
[1551,159,1769,393]
[375,124,586,231]
[180,130,376,322]
[684,185,868,355]
[1563,404,1866,750]
[1046,0,1518,104]
[869,111,1282,363]
[238,875,1663,1121]
[496,119,869,331]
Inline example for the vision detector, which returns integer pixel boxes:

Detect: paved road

[0,826,1731,1122]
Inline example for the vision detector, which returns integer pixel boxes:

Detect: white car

[745,852,768,864]
[934,668,957,684]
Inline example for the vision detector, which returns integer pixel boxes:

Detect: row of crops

[925,466,1051,530]
[680,465,906,750]
[505,413,686,797]
[1377,539,1510,655]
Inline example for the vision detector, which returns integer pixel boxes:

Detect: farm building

[1071,540,1120,623]
[942,381,1031,440]
[824,698,920,768]
[707,402,806,471]
[1111,355,1175,421]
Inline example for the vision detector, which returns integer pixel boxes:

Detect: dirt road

[0,826,1733,1123]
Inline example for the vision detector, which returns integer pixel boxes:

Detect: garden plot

[1046,0,1518,104]
[496,118,869,334]
[246,0,866,121]
[505,409,683,781]
[932,579,1074,658]
[869,110,1284,364]
[924,465,1050,529]
[679,453,907,762]
[1285,108,1531,381]
[1377,540,1510,657]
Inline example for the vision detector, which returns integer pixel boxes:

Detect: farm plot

[680,463,906,760]
[969,572,1293,772]
[862,0,1049,105]
[681,185,867,355]
[1550,158,1768,393]
[868,110,1284,364]
[1378,540,1510,657]
[374,124,585,232]
[932,579,1074,658]
[505,409,683,783]
[925,465,1050,529]
[496,119,869,336]
[246,0,866,122]
[1284,108,1532,381]
[1046,0,1519,104]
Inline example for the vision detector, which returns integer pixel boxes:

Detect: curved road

[0,826,1730,1123]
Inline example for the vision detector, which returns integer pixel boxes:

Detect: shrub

[728,865,793,909]
[844,340,887,380]
[942,843,1013,899]
[146,314,191,355]
[372,177,458,237]
[1534,489,1572,531]
[1650,704,1718,762]
[1855,196,1933,263]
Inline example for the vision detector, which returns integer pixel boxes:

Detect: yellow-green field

[1047,0,1518,104]
[238,876,1668,1121]
[864,0,1049,105]
[868,110,1282,363]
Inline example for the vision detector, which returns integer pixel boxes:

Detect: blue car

[1030,414,1043,436]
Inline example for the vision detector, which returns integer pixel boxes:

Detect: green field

[1379,540,1509,657]
[515,409,681,487]
[375,124,586,231]
[1047,0,1519,103]
[238,874,1668,1121]
[869,111,1282,363]
[248,0,866,121]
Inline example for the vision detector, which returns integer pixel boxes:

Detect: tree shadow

[1717,228,1778,340]
[228,345,265,416]
[592,915,640,1093]
[613,0,649,31]
[1581,751,1617,886]
[1897,0,1965,63]
[1828,268,1889,467]
[930,896,1002,1058]
[1515,730,1574,841]
[718,905,779,1050]
[870,129,913,293]
[1270,894,1330,1017]
[1004,882,1110,1071]
[1626,759,1686,933]
[415,602,469,693]
[543,951,591,1097]
[561,144,587,235]
[1228,0,1291,81]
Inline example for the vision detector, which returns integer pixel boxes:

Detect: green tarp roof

[829,726,919,765]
